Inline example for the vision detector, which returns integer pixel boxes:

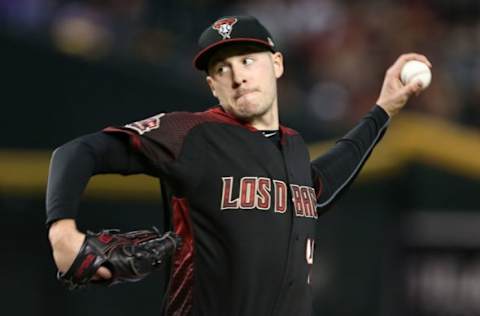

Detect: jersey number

[306,238,315,284]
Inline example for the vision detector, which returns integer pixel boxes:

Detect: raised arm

[312,53,432,213]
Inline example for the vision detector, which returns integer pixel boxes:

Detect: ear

[272,52,284,79]
[206,76,218,98]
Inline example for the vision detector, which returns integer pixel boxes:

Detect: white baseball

[400,60,432,89]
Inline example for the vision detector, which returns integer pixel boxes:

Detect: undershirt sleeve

[311,105,390,214]
[45,131,155,226]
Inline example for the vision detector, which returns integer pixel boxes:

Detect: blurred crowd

[1,0,479,139]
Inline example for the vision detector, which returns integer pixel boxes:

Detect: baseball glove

[57,228,181,290]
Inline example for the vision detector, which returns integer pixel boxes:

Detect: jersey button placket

[270,139,298,314]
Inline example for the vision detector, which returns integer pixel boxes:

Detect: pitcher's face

[206,45,284,122]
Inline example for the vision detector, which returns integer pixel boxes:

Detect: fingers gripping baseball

[376,53,432,117]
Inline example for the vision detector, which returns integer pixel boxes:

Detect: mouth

[234,89,258,100]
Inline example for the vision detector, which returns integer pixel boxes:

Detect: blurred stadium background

[1,0,479,315]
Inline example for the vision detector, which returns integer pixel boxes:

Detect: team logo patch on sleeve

[124,113,165,135]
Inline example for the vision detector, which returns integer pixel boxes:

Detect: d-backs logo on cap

[212,17,238,40]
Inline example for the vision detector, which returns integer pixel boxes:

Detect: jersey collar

[205,105,298,142]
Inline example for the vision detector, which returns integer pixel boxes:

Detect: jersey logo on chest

[220,176,318,218]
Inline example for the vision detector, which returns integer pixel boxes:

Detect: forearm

[312,105,390,209]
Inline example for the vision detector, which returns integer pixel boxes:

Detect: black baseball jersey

[46,105,389,316]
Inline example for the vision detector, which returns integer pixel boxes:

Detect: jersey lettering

[239,177,256,209]
[219,177,317,218]
[290,184,318,218]
[308,188,318,219]
[257,178,271,210]
[273,180,287,214]
[301,187,314,218]
[290,184,304,216]
[221,177,239,209]
[221,177,274,211]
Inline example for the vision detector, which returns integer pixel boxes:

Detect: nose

[231,63,247,88]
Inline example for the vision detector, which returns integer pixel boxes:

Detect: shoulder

[121,111,205,135]
[279,125,308,150]
[280,125,299,137]
[102,107,225,159]
[123,106,251,135]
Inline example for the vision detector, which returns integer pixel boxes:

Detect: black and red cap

[193,15,276,71]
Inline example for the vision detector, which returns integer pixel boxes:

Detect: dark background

[1,0,479,315]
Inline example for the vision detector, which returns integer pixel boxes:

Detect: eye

[243,57,254,66]
[216,65,230,75]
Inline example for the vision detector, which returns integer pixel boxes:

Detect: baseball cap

[193,15,276,71]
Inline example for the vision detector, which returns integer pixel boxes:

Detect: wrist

[48,219,80,244]
[376,103,395,117]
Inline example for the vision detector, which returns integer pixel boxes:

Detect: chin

[229,110,254,121]
[224,98,271,121]
[240,108,270,122]
[236,103,259,116]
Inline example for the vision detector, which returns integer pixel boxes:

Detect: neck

[250,101,279,130]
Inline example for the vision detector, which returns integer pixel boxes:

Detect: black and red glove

[57,228,181,289]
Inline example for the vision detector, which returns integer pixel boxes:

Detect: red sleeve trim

[103,126,142,151]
